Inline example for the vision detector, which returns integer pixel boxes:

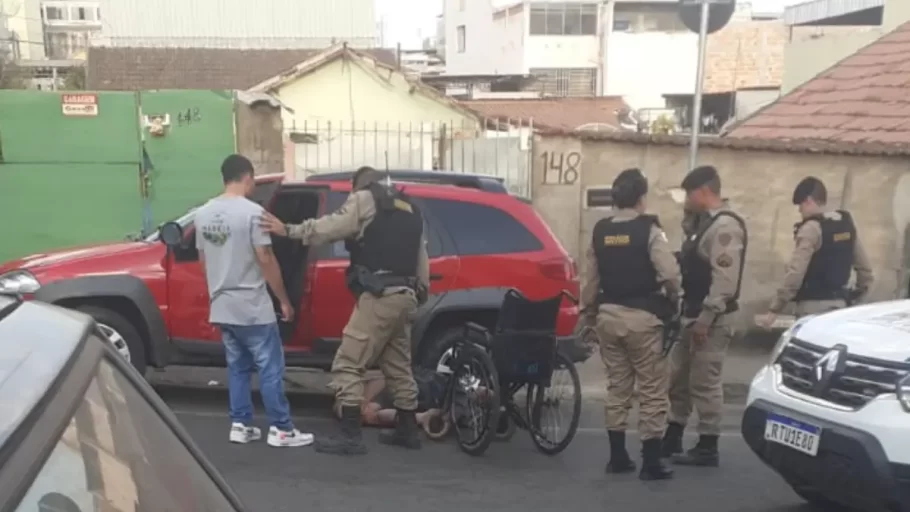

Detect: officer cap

[792,176,825,205]
[352,166,382,190]
[680,165,719,192]
[611,168,648,206]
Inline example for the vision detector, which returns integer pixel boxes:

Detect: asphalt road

[157,386,815,512]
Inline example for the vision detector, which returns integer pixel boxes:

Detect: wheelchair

[428,288,583,456]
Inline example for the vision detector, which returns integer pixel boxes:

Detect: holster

[661,315,682,357]
[345,265,385,298]
[345,264,419,299]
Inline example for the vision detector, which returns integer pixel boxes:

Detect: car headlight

[898,374,910,413]
[0,270,41,295]
[768,315,814,364]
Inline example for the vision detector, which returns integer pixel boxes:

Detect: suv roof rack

[306,170,509,194]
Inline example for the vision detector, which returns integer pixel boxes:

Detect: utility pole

[678,0,734,171]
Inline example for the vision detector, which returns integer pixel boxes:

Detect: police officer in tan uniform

[581,168,681,481]
[661,166,747,467]
[756,177,874,327]
[260,167,430,455]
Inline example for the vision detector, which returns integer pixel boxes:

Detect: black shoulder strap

[705,210,748,302]
[640,214,661,229]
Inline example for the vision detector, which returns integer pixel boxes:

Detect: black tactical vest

[681,210,748,318]
[593,214,672,318]
[347,183,423,279]
[794,210,855,301]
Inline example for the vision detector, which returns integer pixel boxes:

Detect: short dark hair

[352,166,381,189]
[792,176,827,205]
[611,168,648,209]
[221,154,254,184]
[681,165,721,195]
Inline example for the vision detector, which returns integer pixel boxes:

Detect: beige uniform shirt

[285,189,430,292]
[694,205,747,326]
[580,208,682,327]
[768,211,874,313]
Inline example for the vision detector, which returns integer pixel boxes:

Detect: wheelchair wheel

[526,350,582,455]
[494,408,517,442]
[449,342,501,456]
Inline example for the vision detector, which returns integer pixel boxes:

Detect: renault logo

[812,345,847,394]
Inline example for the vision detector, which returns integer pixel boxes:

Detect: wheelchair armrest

[463,322,492,345]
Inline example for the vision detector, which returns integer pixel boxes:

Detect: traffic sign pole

[688,0,710,171]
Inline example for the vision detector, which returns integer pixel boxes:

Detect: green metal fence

[0,89,235,263]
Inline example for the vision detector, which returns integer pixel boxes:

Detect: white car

[742,300,910,512]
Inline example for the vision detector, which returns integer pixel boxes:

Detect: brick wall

[704,21,786,93]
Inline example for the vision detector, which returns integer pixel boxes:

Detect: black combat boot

[660,422,685,458]
[605,430,636,473]
[378,409,422,450]
[672,434,719,467]
[314,406,368,455]
[639,438,674,481]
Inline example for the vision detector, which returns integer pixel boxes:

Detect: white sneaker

[267,426,314,447]
[229,423,262,444]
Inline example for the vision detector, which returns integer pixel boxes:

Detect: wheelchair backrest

[495,289,563,334]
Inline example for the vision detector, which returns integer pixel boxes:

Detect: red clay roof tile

[727,21,910,145]
[86,46,397,91]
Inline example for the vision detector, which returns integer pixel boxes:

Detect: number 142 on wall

[541,151,581,185]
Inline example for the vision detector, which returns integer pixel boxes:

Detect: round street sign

[678,0,736,34]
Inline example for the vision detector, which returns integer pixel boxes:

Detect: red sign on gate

[61,93,99,117]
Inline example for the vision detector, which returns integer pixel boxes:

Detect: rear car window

[422,198,543,255]
[14,353,238,511]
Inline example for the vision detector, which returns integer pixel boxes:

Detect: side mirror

[159,221,184,246]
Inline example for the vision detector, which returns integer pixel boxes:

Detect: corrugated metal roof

[95,0,377,48]
[784,0,884,26]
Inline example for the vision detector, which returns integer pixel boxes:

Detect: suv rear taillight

[539,257,574,282]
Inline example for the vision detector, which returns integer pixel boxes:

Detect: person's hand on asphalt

[755,312,776,330]
[259,211,288,236]
[279,301,295,322]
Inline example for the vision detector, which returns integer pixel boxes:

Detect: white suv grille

[777,338,910,409]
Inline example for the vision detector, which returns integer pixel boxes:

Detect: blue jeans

[217,323,294,431]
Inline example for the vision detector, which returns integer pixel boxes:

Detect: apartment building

[1,0,100,60]
[441,0,778,110]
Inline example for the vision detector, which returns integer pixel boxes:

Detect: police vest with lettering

[348,182,423,278]
[593,214,670,318]
[794,210,856,301]
[680,210,748,318]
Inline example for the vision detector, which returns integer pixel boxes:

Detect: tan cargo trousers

[331,290,419,410]
[667,316,733,436]
[596,305,670,441]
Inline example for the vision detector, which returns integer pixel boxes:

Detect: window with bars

[527,68,596,97]
[529,3,598,36]
[613,3,687,32]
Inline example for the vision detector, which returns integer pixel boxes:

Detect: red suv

[0,171,586,375]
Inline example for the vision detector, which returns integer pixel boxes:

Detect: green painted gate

[0,89,235,263]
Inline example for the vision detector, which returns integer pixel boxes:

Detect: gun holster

[661,316,682,357]
[345,265,385,298]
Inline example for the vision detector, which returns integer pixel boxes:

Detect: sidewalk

[150,340,771,406]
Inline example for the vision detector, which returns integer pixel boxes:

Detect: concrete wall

[531,132,910,328]
[782,26,882,95]
[234,99,284,176]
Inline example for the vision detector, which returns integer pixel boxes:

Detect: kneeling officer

[260,166,429,455]
[581,168,681,481]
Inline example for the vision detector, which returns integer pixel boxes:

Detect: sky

[376,0,807,48]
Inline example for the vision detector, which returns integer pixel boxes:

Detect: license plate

[771,316,796,329]
[764,413,821,456]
